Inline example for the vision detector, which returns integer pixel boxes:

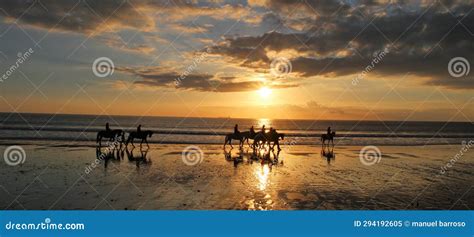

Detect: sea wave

[0,125,473,139]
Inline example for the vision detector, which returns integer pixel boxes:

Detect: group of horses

[96,128,153,148]
[97,126,336,151]
[224,130,285,150]
[224,129,336,150]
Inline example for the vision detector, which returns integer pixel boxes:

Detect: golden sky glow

[0,1,472,121]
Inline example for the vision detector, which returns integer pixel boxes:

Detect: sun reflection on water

[257,118,271,129]
[256,164,270,191]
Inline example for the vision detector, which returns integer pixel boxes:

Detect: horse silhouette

[96,129,125,147]
[321,131,336,146]
[126,130,153,148]
[223,133,244,149]
[253,131,285,151]
[240,130,257,147]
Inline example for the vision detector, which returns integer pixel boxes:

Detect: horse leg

[145,138,149,148]
[120,133,125,150]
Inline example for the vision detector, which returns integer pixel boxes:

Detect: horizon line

[0,111,472,124]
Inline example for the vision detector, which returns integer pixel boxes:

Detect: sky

[0,0,472,121]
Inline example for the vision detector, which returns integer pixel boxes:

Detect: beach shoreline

[1,143,472,210]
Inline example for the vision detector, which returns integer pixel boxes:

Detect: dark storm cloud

[213,1,474,88]
[0,0,157,33]
[0,0,251,33]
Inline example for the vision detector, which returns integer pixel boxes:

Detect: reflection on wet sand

[256,165,270,191]
[95,145,122,169]
[223,146,284,210]
[96,143,152,169]
[1,143,471,210]
[125,147,152,168]
[320,146,336,164]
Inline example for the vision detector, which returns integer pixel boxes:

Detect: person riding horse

[239,126,258,147]
[234,124,240,135]
[224,124,244,149]
[96,123,125,147]
[252,127,285,151]
[321,126,336,146]
[126,125,153,148]
[250,126,255,136]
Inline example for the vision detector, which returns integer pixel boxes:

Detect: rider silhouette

[137,124,142,134]
[261,125,266,133]
[234,124,240,135]
[269,127,276,136]
[106,122,111,132]
[250,126,255,135]
[327,126,332,135]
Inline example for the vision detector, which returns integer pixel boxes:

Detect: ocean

[0,113,472,146]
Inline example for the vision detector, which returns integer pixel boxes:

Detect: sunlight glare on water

[257,118,271,128]
[256,164,271,191]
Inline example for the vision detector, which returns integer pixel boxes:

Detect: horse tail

[96,132,101,143]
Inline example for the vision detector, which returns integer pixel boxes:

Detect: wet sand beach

[0,143,473,210]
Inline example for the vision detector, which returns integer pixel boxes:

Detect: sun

[258,87,272,98]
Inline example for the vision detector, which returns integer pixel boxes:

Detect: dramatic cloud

[2,0,472,92]
[117,66,297,92]
[0,0,155,33]
[211,1,474,89]
[0,0,257,34]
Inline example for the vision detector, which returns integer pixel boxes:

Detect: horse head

[148,131,154,137]
[278,133,285,140]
